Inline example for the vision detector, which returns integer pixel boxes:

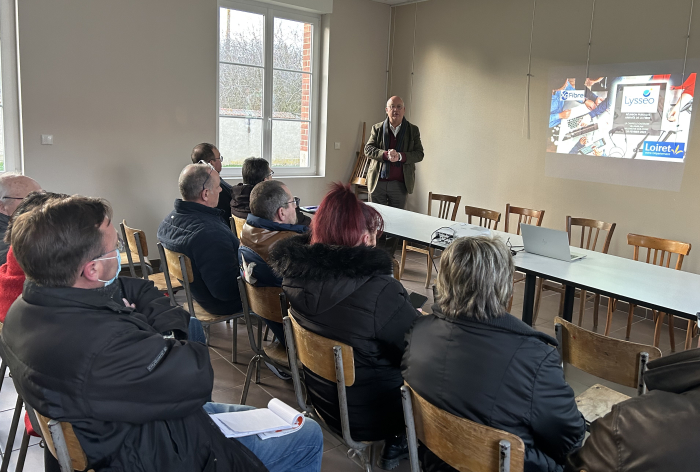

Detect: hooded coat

[565,348,700,472]
[269,233,419,441]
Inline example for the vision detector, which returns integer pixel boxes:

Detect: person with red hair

[270,183,419,470]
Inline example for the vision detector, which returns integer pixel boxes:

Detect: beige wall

[389,0,700,273]
[17,0,389,250]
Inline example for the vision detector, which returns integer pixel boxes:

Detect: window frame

[0,0,22,174]
[217,0,321,178]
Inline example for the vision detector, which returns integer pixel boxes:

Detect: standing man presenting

[364,96,424,209]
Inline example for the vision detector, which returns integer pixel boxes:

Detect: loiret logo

[642,141,685,159]
[621,85,660,113]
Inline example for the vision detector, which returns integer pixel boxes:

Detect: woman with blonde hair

[402,236,584,472]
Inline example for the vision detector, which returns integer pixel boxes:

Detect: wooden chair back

[121,220,149,257]
[627,233,691,270]
[554,316,661,389]
[403,383,525,472]
[231,215,246,238]
[242,281,285,323]
[464,206,501,230]
[287,315,355,386]
[34,410,89,472]
[504,204,544,235]
[160,245,194,284]
[428,192,461,221]
[566,217,616,253]
[349,122,370,186]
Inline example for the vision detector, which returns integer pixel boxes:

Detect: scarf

[380,117,408,179]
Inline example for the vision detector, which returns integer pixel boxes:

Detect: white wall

[389,0,700,274]
[17,0,389,252]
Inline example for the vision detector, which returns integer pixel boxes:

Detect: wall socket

[334,142,340,150]
[41,134,53,145]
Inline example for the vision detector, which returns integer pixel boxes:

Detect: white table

[368,203,700,327]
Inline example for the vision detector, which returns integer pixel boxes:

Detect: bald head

[0,174,42,216]
[386,96,405,127]
[178,163,221,208]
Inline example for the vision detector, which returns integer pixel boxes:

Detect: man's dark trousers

[369,180,407,209]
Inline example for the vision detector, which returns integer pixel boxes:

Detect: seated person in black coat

[270,183,419,470]
[231,157,310,226]
[191,143,232,226]
[158,163,242,315]
[402,236,585,472]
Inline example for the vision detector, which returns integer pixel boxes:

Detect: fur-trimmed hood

[269,233,394,314]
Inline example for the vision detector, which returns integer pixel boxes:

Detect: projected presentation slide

[547,73,695,162]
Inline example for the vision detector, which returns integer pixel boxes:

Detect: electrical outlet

[41,135,53,145]
[334,142,340,150]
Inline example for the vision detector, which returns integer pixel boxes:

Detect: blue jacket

[157,199,242,315]
[238,214,307,288]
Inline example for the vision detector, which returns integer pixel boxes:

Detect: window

[218,1,320,176]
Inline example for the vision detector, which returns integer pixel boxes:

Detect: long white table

[369,203,700,327]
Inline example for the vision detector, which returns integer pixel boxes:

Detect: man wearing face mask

[0,195,323,472]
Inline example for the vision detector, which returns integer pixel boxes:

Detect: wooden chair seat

[149,272,183,292]
[575,384,630,425]
[191,299,238,324]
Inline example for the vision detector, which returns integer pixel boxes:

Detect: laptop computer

[520,224,586,262]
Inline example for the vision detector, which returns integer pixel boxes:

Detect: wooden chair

[238,277,290,404]
[399,192,462,288]
[555,316,661,426]
[604,234,693,351]
[31,406,94,472]
[349,122,370,198]
[157,242,244,363]
[532,217,616,326]
[464,205,501,230]
[283,313,377,472]
[230,215,246,238]
[401,383,525,472]
[120,221,182,293]
[504,204,545,313]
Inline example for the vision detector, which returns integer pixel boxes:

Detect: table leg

[562,284,576,323]
[522,273,537,326]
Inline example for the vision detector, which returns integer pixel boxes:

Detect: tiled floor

[2,251,695,471]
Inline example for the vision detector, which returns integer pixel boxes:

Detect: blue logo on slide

[642,141,685,159]
[643,90,651,97]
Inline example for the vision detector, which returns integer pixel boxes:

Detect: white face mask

[96,248,121,286]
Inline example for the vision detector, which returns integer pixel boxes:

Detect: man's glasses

[0,197,24,201]
[267,169,275,178]
[93,237,125,261]
[213,155,223,162]
[387,105,404,110]
[198,160,216,192]
[286,196,300,208]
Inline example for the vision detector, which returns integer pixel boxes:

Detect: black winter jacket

[270,234,419,441]
[158,199,242,315]
[0,278,266,472]
[402,306,585,472]
[217,178,233,225]
[566,348,700,472]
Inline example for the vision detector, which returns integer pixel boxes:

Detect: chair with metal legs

[237,277,290,404]
[283,312,378,472]
[158,243,244,363]
[400,382,525,472]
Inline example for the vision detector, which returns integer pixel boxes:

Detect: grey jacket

[364,119,424,194]
[565,348,700,472]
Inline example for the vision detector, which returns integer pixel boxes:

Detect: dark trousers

[370,181,407,256]
[369,180,408,209]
